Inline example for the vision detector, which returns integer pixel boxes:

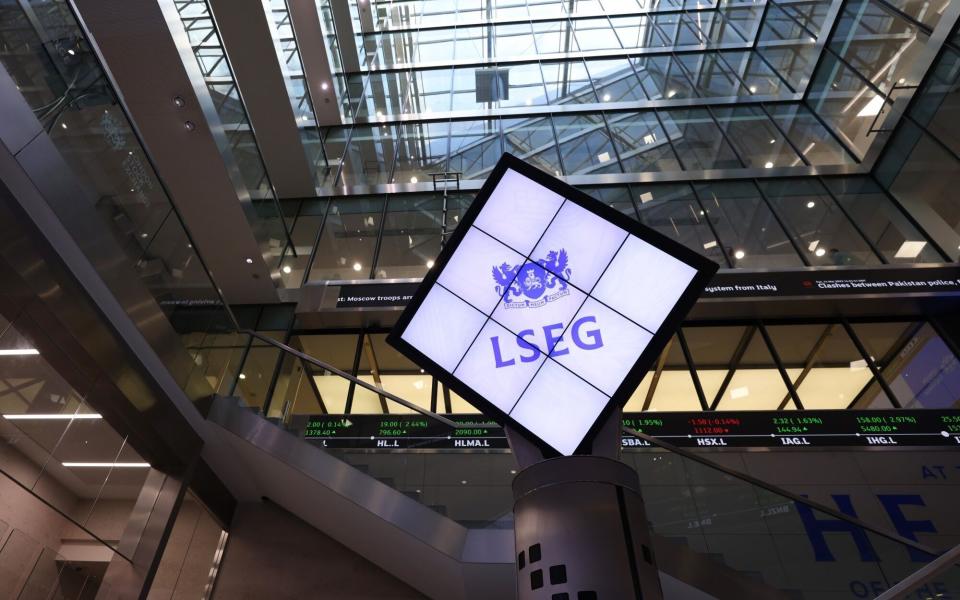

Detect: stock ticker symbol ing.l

[492,249,571,309]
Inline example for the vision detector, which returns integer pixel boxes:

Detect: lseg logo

[490,249,604,368]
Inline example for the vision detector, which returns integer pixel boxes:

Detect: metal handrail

[874,542,960,599]
[241,329,485,430]
[622,426,949,560]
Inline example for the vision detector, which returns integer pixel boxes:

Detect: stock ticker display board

[303,410,960,450]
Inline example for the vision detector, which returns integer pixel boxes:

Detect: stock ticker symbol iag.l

[492,248,571,309]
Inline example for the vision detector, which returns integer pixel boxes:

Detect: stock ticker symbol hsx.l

[492,249,571,309]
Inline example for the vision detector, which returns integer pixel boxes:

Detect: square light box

[387,153,718,456]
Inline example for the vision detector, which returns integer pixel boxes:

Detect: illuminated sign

[387,154,717,456]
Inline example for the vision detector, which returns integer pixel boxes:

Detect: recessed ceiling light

[894,240,927,259]
[764,161,774,168]
[806,201,815,208]
[426,259,435,268]
[61,123,67,129]
[667,89,677,98]
[734,249,746,259]
[815,247,826,257]
[282,265,292,274]
[245,257,253,264]
[321,81,329,90]
[749,85,757,93]
[0,348,38,356]
[239,373,246,380]
[769,139,776,144]
[67,48,75,56]
[410,176,418,183]
[602,93,611,101]
[140,233,148,238]
[857,95,885,117]
[352,262,362,271]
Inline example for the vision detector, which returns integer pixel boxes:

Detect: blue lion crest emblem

[492,249,571,308]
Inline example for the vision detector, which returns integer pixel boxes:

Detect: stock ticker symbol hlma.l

[493,249,571,309]
[387,153,717,456]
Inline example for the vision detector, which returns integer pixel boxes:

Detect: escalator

[200,333,959,599]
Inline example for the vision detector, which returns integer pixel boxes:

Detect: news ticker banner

[303,410,960,450]
[334,267,960,309]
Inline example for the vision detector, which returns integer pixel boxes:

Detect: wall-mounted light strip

[61,462,151,468]
[0,348,39,356]
[3,413,102,420]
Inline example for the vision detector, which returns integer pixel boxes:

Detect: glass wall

[206,312,960,418]
[270,175,945,283]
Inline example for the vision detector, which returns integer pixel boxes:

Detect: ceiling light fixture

[426,259,435,268]
[806,201,815,208]
[245,257,254,264]
[667,89,677,98]
[321,82,329,91]
[857,95,885,117]
[282,265,292,274]
[603,93,611,101]
[352,262,363,271]
[0,348,39,356]
[239,373,247,380]
[410,176,418,183]
[734,249,746,259]
[764,161,774,168]
[62,462,151,468]
[61,123,68,129]
[894,240,927,259]
[815,247,826,257]
[3,413,101,420]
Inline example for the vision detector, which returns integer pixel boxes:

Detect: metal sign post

[387,154,716,598]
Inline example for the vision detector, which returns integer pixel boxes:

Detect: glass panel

[581,185,635,217]
[374,194,443,279]
[502,116,562,175]
[658,108,743,170]
[308,197,384,281]
[683,325,751,406]
[693,181,804,267]
[280,200,328,287]
[585,58,648,103]
[541,59,597,104]
[647,335,702,412]
[607,111,683,173]
[632,183,727,265]
[552,114,621,175]
[633,55,696,100]
[328,125,396,187]
[765,324,876,410]
[715,327,794,410]
[766,103,858,166]
[852,322,960,409]
[678,53,743,97]
[448,119,502,181]
[758,178,880,266]
[391,121,449,184]
[830,0,928,93]
[711,105,804,168]
[721,50,790,97]
[825,177,943,263]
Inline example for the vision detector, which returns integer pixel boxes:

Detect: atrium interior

[0,0,959,597]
